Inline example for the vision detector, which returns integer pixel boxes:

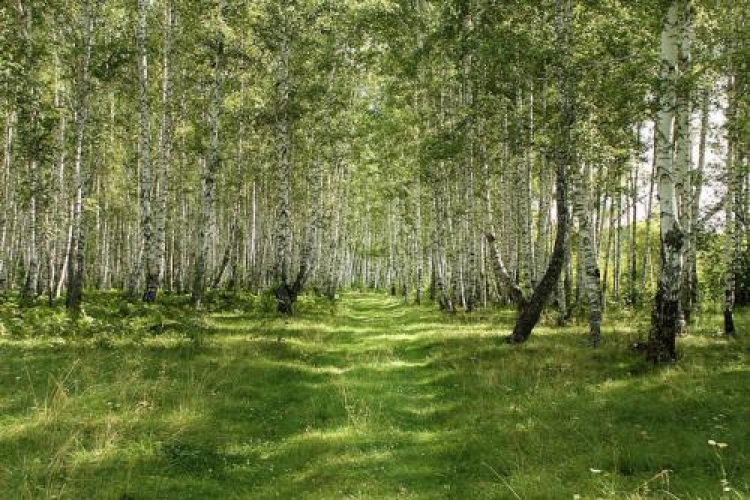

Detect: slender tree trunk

[506,0,571,343]
[723,73,738,336]
[17,4,42,304]
[674,11,692,332]
[485,232,526,308]
[138,0,159,302]
[629,142,639,306]
[0,110,14,297]
[48,105,63,301]
[683,91,708,323]
[290,157,323,297]
[66,3,94,316]
[434,177,454,312]
[525,84,536,287]
[510,156,569,342]
[273,28,294,313]
[572,158,602,345]
[516,90,533,296]
[613,175,622,301]
[724,140,737,336]
[212,210,238,289]
[152,0,173,300]
[324,165,346,299]
[556,250,568,325]
[602,193,615,300]
[21,160,40,303]
[415,179,423,305]
[647,1,685,362]
[537,160,551,280]
[192,2,224,308]
[641,127,657,290]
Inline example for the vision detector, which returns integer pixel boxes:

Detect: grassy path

[0,293,749,498]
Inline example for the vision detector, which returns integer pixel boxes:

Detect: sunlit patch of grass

[0,293,748,498]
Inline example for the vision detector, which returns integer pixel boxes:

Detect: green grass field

[0,293,748,499]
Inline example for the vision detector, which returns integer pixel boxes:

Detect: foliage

[697,232,728,304]
[0,291,206,341]
[736,248,750,307]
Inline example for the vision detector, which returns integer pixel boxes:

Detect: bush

[697,233,726,304]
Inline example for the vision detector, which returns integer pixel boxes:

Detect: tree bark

[641,128,657,290]
[151,0,173,300]
[723,73,738,336]
[137,0,159,303]
[192,1,224,308]
[647,1,685,362]
[0,110,14,297]
[66,2,94,317]
[683,89,708,323]
[485,232,526,308]
[505,0,571,343]
[572,159,602,345]
[675,9,692,331]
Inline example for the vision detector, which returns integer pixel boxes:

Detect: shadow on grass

[0,295,747,499]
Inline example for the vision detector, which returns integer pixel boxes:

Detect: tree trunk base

[143,282,158,303]
[588,325,601,347]
[275,284,297,315]
[66,287,83,317]
[324,284,337,301]
[508,292,547,344]
[439,294,454,313]
[724,308,735,337]
[647,289,679,363]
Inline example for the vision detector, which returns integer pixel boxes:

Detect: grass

[0,292,748,499]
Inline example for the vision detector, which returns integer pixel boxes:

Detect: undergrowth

[0,291,747,499]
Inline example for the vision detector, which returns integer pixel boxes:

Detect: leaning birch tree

[486,0,571,343]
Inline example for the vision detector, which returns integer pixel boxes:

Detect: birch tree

[137,0,159,302]
[155,0,173,297]
[647,0,687,362]
[66,0,94,316]
[572,159,602,345]
[486,0,572,343]
[191,0,225,308]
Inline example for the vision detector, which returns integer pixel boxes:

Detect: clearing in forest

[0,293,748,499]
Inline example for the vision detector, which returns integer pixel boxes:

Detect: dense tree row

[0,0,747,361]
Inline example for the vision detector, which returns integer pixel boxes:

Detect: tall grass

[0,291,747,498]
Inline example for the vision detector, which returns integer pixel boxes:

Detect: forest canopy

[1,1,749,498]
[0,0,747,357]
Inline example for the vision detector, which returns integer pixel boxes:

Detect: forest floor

[0,292,748,499]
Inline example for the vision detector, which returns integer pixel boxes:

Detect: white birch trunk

[65,2,94,315]
[0,110,14,295]
[683,90,709,322]
[647,1,684,362]
[572,160,602,345]
[191,1,224,307]
[153,0,173,298]
[273,25,298,313]
[723,72,738,336]
[137,0,158,302]
[674,5,692,330]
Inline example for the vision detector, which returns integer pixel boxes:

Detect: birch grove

[0,0,746,362]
